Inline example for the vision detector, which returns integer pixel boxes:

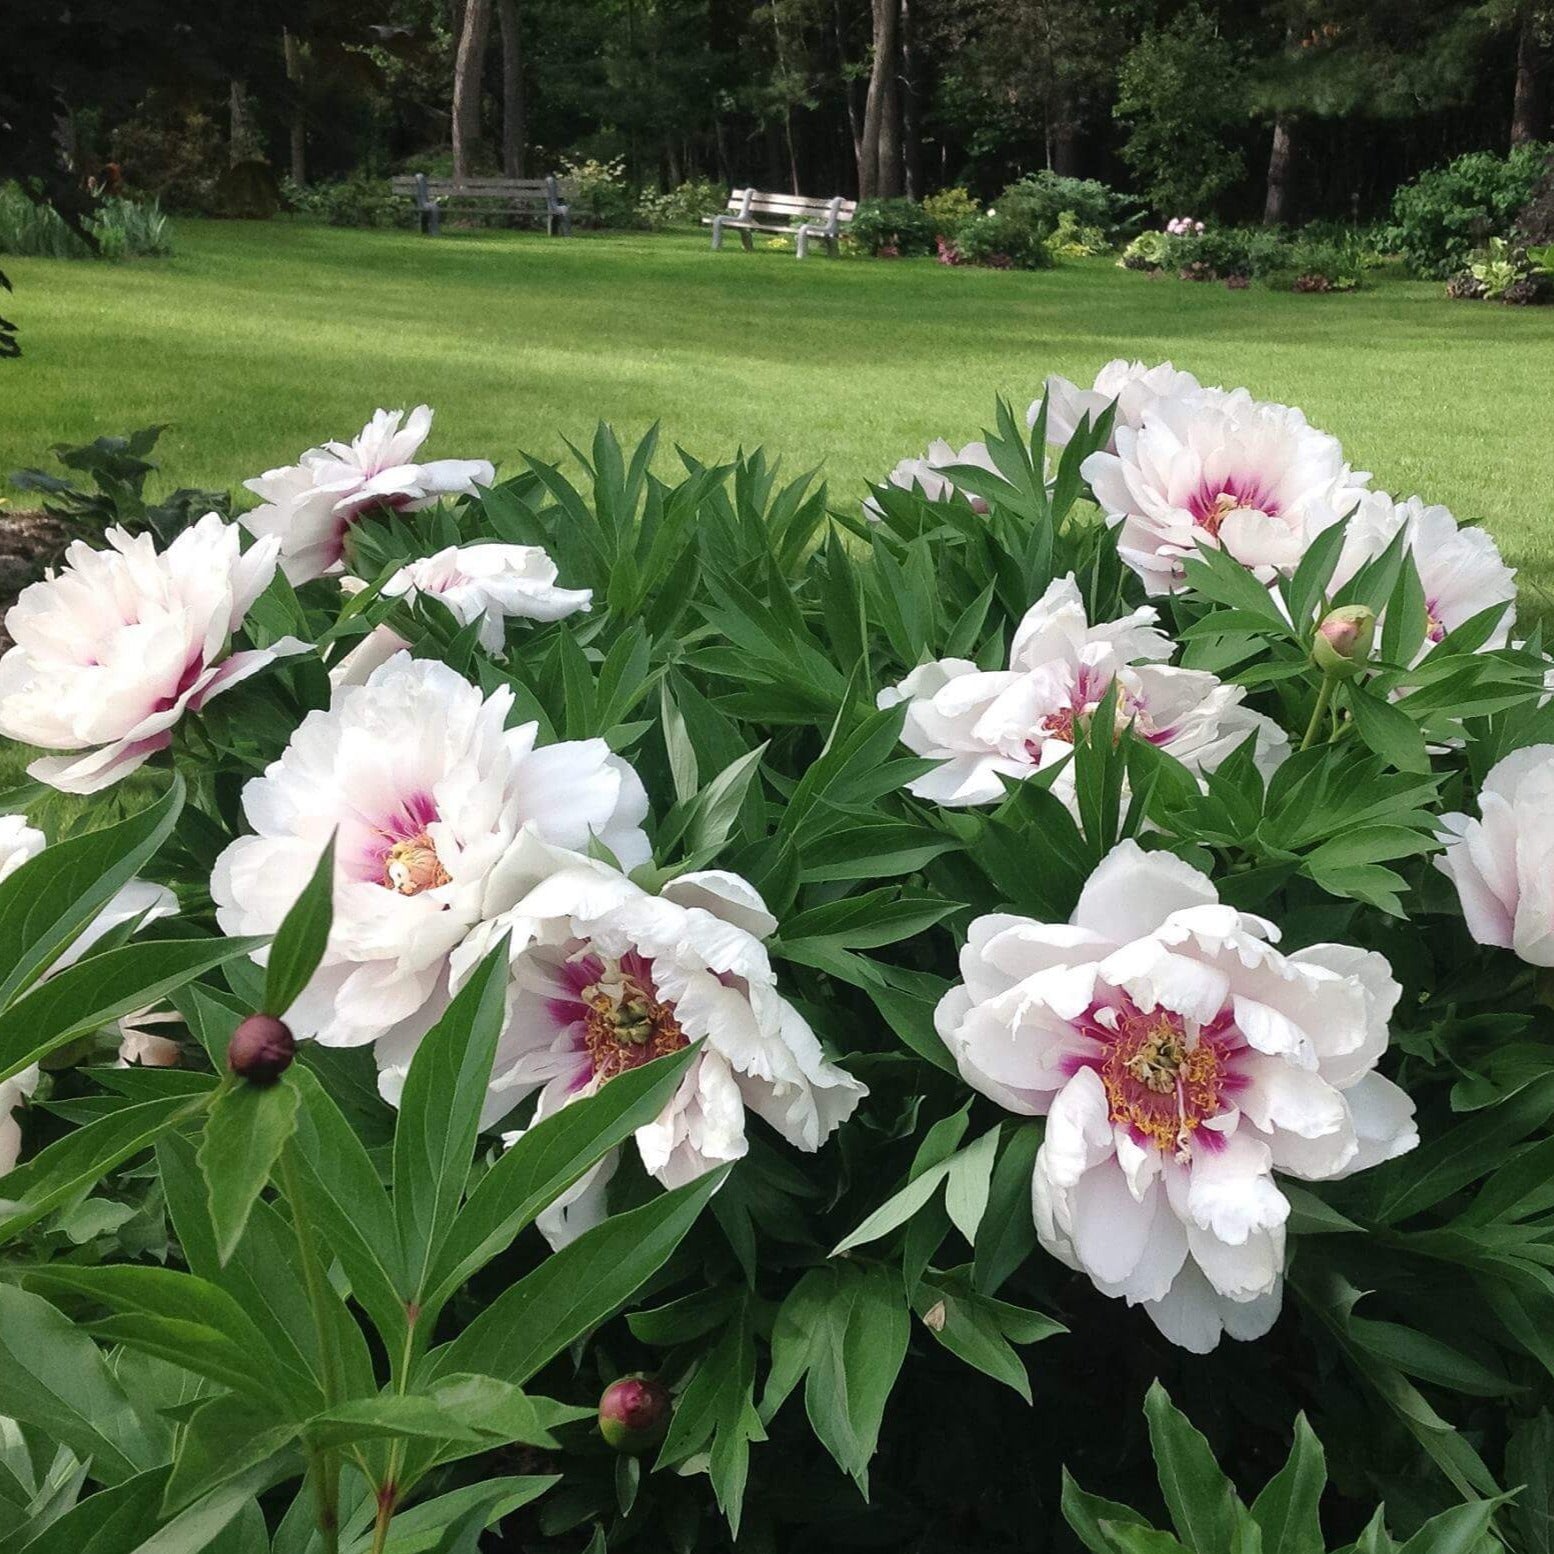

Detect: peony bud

[598,1376,671,1454]
[228,1014,295,1085]
[1312,605,1376,678]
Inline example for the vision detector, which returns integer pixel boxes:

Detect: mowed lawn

[2,219,1553,604]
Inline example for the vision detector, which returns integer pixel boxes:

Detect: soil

[0,507,74,650]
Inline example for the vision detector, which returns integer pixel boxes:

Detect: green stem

[1300,673,1337,752]
[281,1146,344,1554]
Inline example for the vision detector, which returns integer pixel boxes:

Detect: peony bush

[0,374,1551,1552]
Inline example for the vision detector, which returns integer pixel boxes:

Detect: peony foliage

[0,373,1552,1552]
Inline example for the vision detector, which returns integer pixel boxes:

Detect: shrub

[110,101,225,212]
[637,178,727,229]
[1120,227,1171,269]
[952,211,1055,269]
[994,170,1128,238]
[558,154,638,228]
[0,183,171,259]
[1044,209,1111,258]
[922,185,982,237]
[0,382,1548,1554]
[851,196,937,256]
[284,174,404,229]
[1387,141,1552,276]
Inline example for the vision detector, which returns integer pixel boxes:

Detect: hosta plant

[0,367,1551,1553]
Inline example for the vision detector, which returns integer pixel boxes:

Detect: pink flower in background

[935,840,1415,1351]
[243,406,496,583]
[1437,745,1554,966]
[0,515,301,794]
[333,543,592,685]
[877,574,1286,808]
[865,439,999,518]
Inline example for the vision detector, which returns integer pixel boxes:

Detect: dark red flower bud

[228,1014,295,1086]
[598,1376,671,1454]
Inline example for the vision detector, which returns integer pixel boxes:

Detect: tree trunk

[283,30,306,185]
[1512,10,1549,148]
[833,0,862,184]
[452,0,492,182]
[900,0,922,197]
[497,0,525,176]
[858,0,901,199]
[1263,113,1294,225]
[228,80,255,167]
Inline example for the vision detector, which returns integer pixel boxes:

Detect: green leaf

[1144,1381,1243,1554]
[1396,1497,1512,1554]
[423,1044,697,1319]
[0,1093,201,1247]
[1344,685,1431,774]
[1104,1527,1194,1554]
[1250,1414,1326,1554]
[345,1478,556,1554]
[973,1122,1043,1295]
[911,1270,1062,1402]
[831,1156,954,1256]
[1062,1470,1156,1554]
[279,1064,407,1354]
[0,777,183,1008]
[1507,1411,1554,1554]
[429,1167,727,1387]
[0,1284,168,1484]
[0,936,265,1086]
[163,1395,298,1513]
[26,1265,320,1415]
[780,890,954,952]
[262,836,335,1018]
[943,1126,999,1246]
[198,1072,302,1264]
[392,938,510,1302]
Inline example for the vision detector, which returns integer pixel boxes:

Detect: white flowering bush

[0,376,1550,1553]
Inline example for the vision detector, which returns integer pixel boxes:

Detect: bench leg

[826,235,839,258]
[795,227,809,259]
[710,216,725,250]
[738,228,753,252]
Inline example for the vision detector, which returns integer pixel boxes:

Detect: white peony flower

[1436,745,1554,966]
[1036,360,1205,455]
[445,833,868,1248]
[1333,493,1516,658]
[865,439,998,519]
[242,406,496,584]
[334,543,592,686]
[0,516,302,795]
[211,653,650,1068]
[0,818,178,1172]
[935,839,1415,1352]
[876,574,1287,808]
[1082,391,1370,596]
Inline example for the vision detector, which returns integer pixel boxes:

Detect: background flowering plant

[0,374,1551,1553]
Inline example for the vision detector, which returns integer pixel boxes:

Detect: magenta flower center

[357,792,450,895]
[1187,476,1280,538]
[1070,997,1248,1156]
[554,951,689,1083]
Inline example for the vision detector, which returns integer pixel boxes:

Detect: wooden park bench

[391,174,572,237]
[704,189,857,258]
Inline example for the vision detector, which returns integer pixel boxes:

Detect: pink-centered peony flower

[1082,392,1370,596]
[0,515,301,795]
[935,840,1415,1352]
[865,439,999,519]
[212,654,649,1073]
[334,543,592,686]
[1333,493,1516,658]
[445,833,868,1247]
[1036,360,1205,455]
[877,574,1287,808]
[0,815,178,1172]
[1436,745,1554,966]
[243,406,496,584]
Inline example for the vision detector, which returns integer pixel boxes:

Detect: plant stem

[281,1146,344,1554]
[1300,673,1337,752]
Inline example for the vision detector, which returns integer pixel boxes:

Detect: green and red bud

[598,1375,671,1454]
[1312,605,1376,678]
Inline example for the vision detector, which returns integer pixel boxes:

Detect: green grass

[2,219,1553,604]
